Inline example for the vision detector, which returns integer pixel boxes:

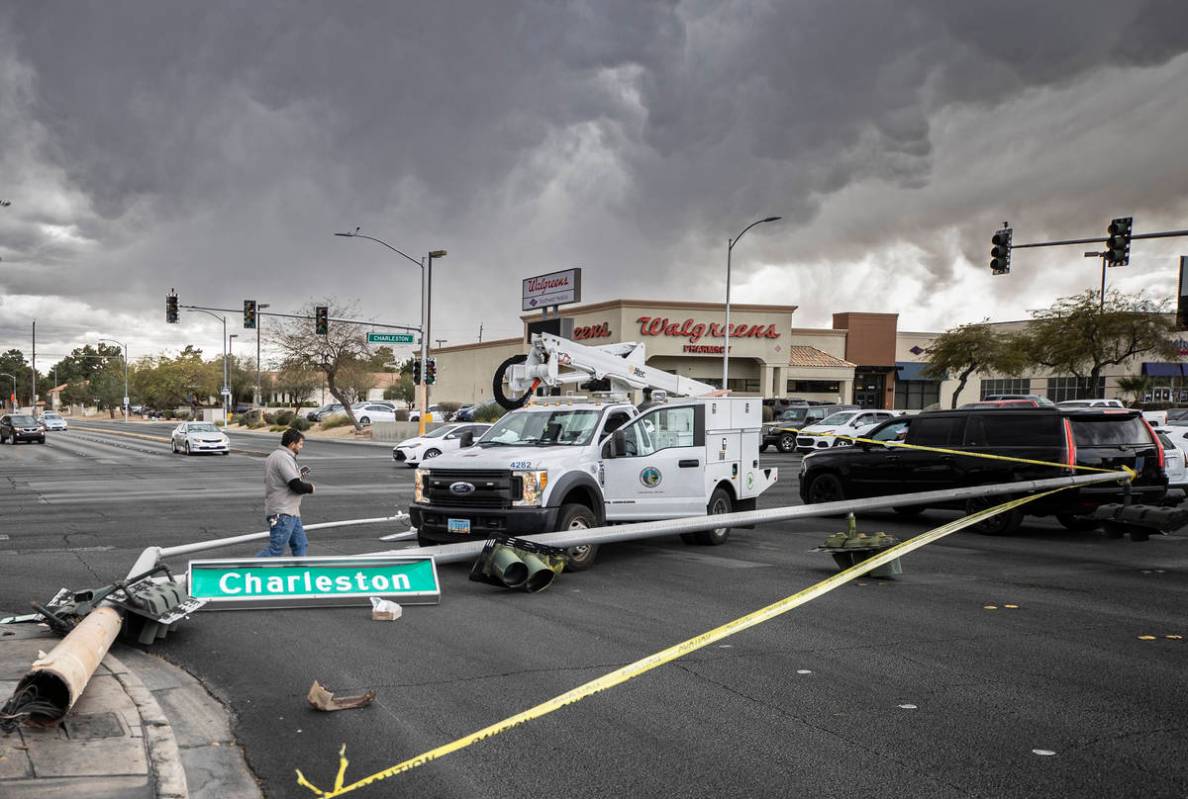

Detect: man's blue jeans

[257,514,308,557]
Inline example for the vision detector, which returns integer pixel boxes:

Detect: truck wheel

[694,486,733,545]
[965,497,1023,535]
[778,433,797,453]
[1056,513,1099,532]
[805,473,845,504]
[492,354,532,410]
[557,503,599,572]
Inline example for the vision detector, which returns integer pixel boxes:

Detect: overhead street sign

[367,332,416,344]
[187,555,440,608]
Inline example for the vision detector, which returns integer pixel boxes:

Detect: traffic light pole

[1008,228,1188,250]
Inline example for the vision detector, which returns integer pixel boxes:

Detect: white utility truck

[409,333,778,569]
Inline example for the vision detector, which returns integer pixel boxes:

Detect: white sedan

[392,423,490,467]
[171,421,230,455]
[350,403,400,425]
[1155,427,1188,487]
[795,410,900,452]
[39,411,69,431]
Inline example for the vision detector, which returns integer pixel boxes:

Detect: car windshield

[11,415,36,425]
[478,409,600,446]
[423,426,453,439]
[777,408,808,422]
[44,413,61,419]
[189,423,217,433]
[819,411,858,426]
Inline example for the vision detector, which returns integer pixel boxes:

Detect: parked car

[762,404,859,453]
[799,407,1168,536]
[1155,431,1188,488]
[1141,409,1169,427]
[0,414,46,444]
[983,394,1056,407]
[1164,407,1188,422]
[408,404,446,422]
[795,410,899,452]
[351,403,399,425]
[307,403,344,422]
[38,411,68,431]
[170,421,230,455]
[392,423,492,467]
[449,405,475,422]
[1057,399,1125,409]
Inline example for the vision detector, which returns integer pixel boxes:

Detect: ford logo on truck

[449,481,476,496]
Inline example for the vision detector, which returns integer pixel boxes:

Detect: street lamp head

[763,216,782,223]
[428,250,447,259]
[334,227,361,238]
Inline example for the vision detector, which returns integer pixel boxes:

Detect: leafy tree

[1022,290,1178,397]
[0,349,30,406]
[271,302,373,430]
[366,346,400,372]
[272,365,322,411]
[383,373,415,406]
[923,322,1027,408]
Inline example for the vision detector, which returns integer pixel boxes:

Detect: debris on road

[307,681,376,712]
[469,536,567,592]
[813,514,902,577]
[370,597,402,621]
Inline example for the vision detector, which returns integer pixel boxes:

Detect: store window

[979,378,1031,399]
[1047,377,1104,402]
[787,380,840,393]
[894,380,940,410]
[726,378,760,394]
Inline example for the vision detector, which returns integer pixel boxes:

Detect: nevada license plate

[447,518,471,535]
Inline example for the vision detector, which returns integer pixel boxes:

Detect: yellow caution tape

[794,430,1135,479]
[295,486,1082,797]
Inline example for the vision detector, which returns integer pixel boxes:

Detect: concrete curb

[105,653,189,799]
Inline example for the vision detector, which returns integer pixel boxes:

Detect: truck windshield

[778,409,808,423]
[478,409,600,446]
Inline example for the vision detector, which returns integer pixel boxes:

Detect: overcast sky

[3,1,1188,368]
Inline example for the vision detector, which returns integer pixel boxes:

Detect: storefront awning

[895,361,938,381]
[1141,362,1188,377]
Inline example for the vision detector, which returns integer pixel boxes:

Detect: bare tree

[271,302,372,430]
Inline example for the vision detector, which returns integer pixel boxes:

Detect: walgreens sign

[635,316,780,343]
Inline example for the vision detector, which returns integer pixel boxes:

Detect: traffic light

[166,292,179,324]
[412,358,422,385]
[1106,216,1133,266]
[426,357,437,385]
[990,227,1012,275]
[315,305,329,335]
[243,299,257,329]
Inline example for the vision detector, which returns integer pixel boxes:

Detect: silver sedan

[171,421,230,455]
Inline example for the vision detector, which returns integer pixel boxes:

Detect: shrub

[214,419,225,427]
[473,403,507,423]
[437,401,462,416]
[269,424,287,432]
[289,416,311,432]
[274,410,294,426]
[320,413,353,430]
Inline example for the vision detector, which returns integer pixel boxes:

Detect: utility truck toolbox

[409,332,777,570]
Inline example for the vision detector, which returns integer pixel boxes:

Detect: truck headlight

[514,470,548,507]
[415,469,429,504]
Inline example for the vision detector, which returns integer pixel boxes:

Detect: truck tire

[493,354,532,410]
[805,473,845,504]
[558,503,599,571]
[965,496,1023,535]
[693,486,733,545]
[778,433,797,453]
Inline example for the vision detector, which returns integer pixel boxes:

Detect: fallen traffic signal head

[1106,216,1133,266]
[990,227,1012,275]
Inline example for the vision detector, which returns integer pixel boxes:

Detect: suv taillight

[1062,418,1077,470]
[1140,418,1164,470]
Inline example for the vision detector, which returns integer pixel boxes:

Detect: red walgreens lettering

[573,322,611,340]
[636,316,780,340]
[527,276,570,293]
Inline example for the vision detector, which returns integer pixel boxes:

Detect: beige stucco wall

[430,338,524,406]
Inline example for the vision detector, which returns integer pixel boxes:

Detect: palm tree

[1115,375,1150,406]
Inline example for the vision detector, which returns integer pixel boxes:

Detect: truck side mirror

[460,431,475,449]
[609,429,626,458]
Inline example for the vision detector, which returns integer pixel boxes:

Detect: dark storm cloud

[2,0,1188,354]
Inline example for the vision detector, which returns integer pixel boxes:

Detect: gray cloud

[2,0,1188,361]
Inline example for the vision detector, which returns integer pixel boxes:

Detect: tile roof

[787,346,855,368]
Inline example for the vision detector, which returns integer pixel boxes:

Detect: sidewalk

[0,625,261,799]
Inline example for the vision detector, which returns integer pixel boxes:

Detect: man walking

[258,428,314,557]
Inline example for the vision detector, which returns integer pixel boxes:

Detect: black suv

[798,408,1167,534]
[763,404,859,453]
[0,414,47,444]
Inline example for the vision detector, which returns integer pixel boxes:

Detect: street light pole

[229,334,238,413]
[98,337,129,423]
[334,229,446,435]
[257,303,271,407]
[185,309,230,419]
[723,216,781,390]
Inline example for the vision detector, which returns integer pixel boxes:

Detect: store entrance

[853,373,885,409]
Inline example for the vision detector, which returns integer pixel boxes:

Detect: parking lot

[1,420,1185,798]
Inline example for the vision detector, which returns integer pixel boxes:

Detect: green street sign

[367,332,416,344]
[187,555,440,609]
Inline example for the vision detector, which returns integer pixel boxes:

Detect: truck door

[601,404,707,520]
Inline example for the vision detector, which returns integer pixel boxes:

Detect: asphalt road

[2,419,1186,798]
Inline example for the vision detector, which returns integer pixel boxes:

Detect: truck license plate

[447,518,471,535]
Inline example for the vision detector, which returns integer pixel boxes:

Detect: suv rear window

[1070,416,1150,446]
[967,414,1062,447]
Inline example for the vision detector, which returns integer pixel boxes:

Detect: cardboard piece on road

[369,597,402,621]
[307,680,376,712]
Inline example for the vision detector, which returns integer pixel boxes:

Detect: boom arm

[507,333,717,398]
